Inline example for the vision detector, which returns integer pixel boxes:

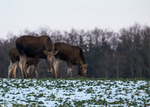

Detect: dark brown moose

[53,42,88,78]
[16,35,58,78]
[8,48,36,78]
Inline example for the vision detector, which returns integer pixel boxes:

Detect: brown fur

[54,42,88,78]
[16,35,56,78]
[8,48,35,78]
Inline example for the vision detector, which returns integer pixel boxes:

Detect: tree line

[0,24,150,78]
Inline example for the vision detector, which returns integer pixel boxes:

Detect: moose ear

[53,50,59,55]
[44,50,48,55]
[82,64,88,67]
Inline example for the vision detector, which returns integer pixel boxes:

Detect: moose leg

[19,60,23,77]
[12,62,17,78]
[66,62,73,78]
[35,66,39,78]
[8,61,14,78]
[30,66,36,78]
[19,55,28,78]
[27,65,35,78]
[23,56,28,78]
[53,58,60,78]
[33,57,40,78]
[69,67,73,77]
[26,65,31,75]
[56,59,60,78]
[66,67,73,78]
[66,68,70,78]
[52,57,56,78]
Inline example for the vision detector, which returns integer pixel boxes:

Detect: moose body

[8,48,35,78]
[53,42,88,78]
[16,35,57,78]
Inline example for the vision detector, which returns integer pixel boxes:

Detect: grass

[0,78,149,106]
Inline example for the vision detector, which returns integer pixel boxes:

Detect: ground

[0,78,149,106]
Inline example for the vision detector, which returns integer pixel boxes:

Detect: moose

[16,35,58,78]
[53,42,88,78]
[8,48,37,78]
[29,42,88,78]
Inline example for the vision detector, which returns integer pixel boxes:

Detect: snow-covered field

[0,78,149,106]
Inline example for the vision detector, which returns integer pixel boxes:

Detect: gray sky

[0,0,150,39]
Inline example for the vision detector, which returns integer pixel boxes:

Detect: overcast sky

[0,0,150,39]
